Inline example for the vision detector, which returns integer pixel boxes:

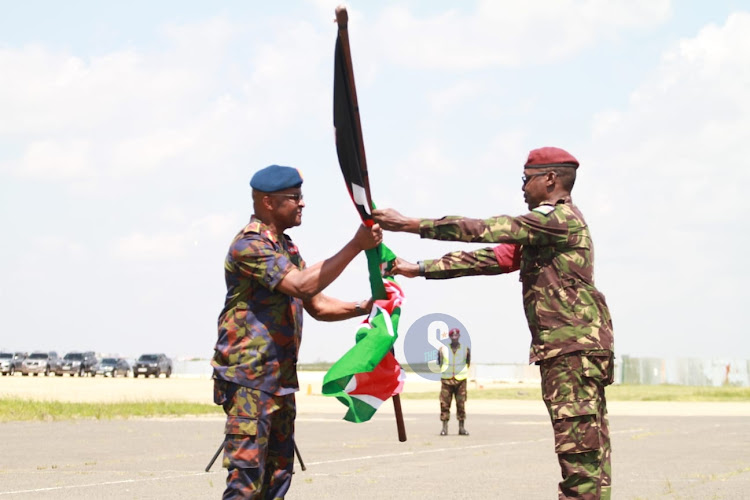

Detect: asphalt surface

[1,400,749,499]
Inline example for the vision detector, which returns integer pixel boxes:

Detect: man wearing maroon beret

[373,147,615,499]
[437,327,471,436]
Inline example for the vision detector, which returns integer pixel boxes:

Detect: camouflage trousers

[540,351,614,500]
[439,377,467,421]
[219,383,296,500]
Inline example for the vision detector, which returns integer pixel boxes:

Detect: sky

[1,1,749,365]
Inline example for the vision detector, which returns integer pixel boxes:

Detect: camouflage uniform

[212,216,305,499]
[420,197,614,499]
[438,344,470,422]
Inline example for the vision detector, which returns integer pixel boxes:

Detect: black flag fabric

[333,32,374,225]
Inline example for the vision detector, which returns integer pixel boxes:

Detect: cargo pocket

[548,399,601,455]
[223,416,260,469]
[582,353,614,387]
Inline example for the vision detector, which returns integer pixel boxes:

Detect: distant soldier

[212,165,381,499]
[437,327,470,436]
[373,147,615,499]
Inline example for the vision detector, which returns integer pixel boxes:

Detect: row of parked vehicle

[0,351,173,378]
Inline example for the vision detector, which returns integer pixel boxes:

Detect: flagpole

[335,5,407,443]
[334,5,374,226]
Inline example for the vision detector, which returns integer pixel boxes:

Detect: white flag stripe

[351,393,385,409]
[343,375,357,393]
[350,183,371,215]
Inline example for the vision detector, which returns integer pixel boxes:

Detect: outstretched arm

[276,224,382,300]
[372,208,421,233]
[303,294,373,322]
[386,245,521,280]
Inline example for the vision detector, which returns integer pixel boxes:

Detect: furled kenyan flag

[323,7,406,428]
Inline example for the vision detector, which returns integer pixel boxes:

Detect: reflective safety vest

[440,344,469,380]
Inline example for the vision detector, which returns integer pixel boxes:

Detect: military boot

[440,421,448,436]
[458,420,469,436]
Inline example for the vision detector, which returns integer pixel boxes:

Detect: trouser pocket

[582,353,615,387]
[548,399,601,455]
[224,416,260,469]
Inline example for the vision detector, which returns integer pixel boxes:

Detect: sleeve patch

[532,205,555,215]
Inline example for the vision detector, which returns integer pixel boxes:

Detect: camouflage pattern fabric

[425,247,509,278]
[416,196,614,497]
[439,377,467,421]
[540,351,613,500]
[212,217,306,396]
[218,382,296,500]
[419,197,614,364]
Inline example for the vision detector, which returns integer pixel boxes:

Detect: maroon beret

[448,328,460,335]
[524,147,579,169]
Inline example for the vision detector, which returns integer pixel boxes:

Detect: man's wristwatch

[417,261,425,276]
[355,300,365,314]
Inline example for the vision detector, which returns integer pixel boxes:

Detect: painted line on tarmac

[305,438,549,467]
[305,427,644,468]
[0,428,644,494]
[0,471,219,496]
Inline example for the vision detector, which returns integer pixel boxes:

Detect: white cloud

[0,14,332,189]
[580,11,750,357]
[372,0,671,69]
[112,232,189,261]
[589,12,750,185]
[110,210,238,262]
[428,79,486,114]
[20,139,94,180]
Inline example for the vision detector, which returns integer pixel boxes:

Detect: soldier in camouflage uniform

[437,327,471,436]
[373,147,615,500]
[212,164,382,499]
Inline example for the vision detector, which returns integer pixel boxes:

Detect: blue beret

[250,165,304,192]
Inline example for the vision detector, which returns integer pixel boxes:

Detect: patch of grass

[607,384,750,401]
[0,398,223,422]
[399,384,750,401]
[297,362,333,371]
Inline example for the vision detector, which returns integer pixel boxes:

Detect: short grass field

[400,384,750,401]
[1,385,748,422]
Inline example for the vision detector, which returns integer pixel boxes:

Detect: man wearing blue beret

[211,164,382,499]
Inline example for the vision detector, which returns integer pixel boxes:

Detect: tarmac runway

[1,377,749,499]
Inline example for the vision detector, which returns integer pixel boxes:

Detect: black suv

[134,353,173,378]
[56,351,98,377]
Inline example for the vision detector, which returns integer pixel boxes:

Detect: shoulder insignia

[244,220,263,234]
[532,205,555,215]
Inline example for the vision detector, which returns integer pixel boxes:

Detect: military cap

[250,164,304,192]
[449,328,460,336]
[524,147,579,169]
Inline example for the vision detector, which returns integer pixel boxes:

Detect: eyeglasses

[269,193,304,203]
[521,172,549,186]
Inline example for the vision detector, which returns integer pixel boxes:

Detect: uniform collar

[540,195,572,207]
[246,216,281,245]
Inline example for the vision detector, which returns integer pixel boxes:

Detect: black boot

[458,420,469,436]
[440,420,448,436]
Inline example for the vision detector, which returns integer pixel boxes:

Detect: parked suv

[19,351,61,376]
[56,351,98,377]
[12,352,28,373]
[95,357,131,377]
[0,352,13,375]
[133,353,173,378]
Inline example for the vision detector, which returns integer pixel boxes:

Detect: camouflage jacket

[420,197,614,364]
[212,217,306,396]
